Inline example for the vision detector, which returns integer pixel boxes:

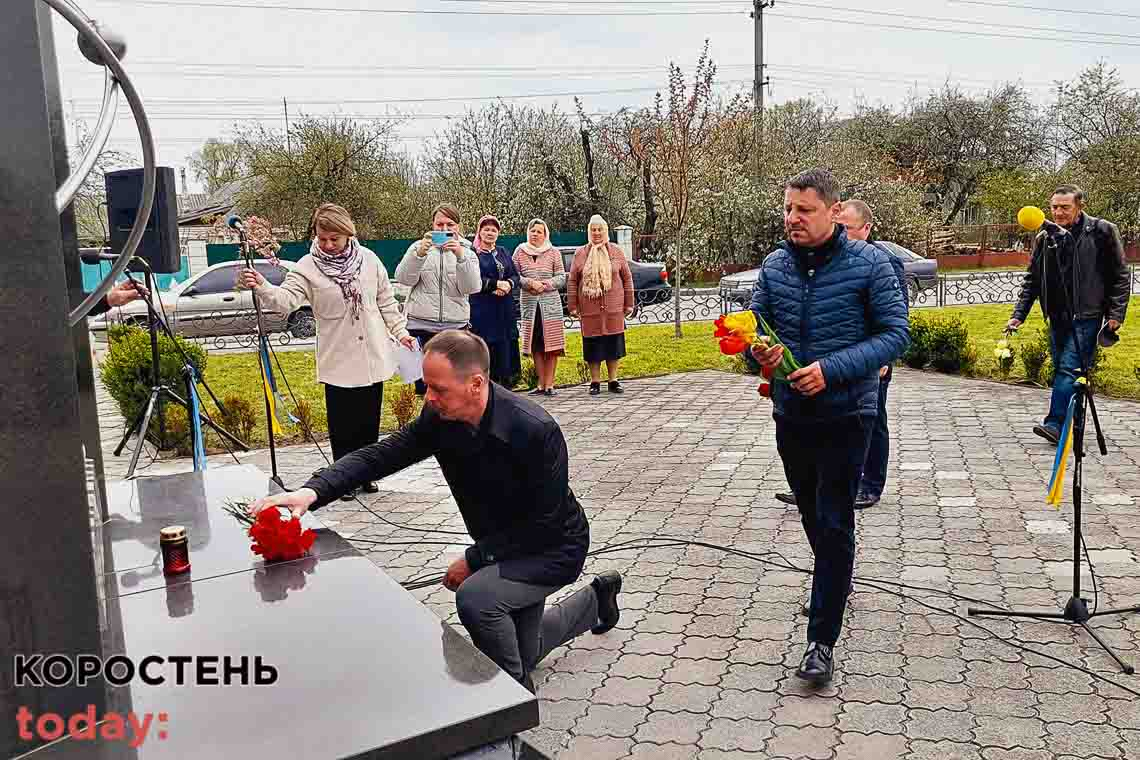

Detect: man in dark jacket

[1008,185,1130,444]
[751,169,909,686]
[775,199,908,511]
[247,330,622,691]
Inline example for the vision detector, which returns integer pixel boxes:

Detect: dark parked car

[719,240,938,308]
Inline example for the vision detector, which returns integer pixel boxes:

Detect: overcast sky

[52,0,1140,194]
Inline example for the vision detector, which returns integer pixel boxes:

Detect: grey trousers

[455,564,599,682]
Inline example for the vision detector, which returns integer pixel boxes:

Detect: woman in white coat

[236,203,414,498]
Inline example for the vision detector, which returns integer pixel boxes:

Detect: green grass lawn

[919,297,1140,399]
[185,300,1140,450]
[196,322,737,448]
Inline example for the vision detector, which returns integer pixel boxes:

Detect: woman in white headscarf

[567,214,634,395]
[513,218,566,396]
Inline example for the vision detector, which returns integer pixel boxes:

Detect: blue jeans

[859,369,891,499]
[1045,318,1100,432]
[776,415,872,647]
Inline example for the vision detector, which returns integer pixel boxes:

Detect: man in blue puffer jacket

[751,169,909,686]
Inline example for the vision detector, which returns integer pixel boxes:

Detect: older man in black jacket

[249,330,622,691]
[1009,185,1130,443]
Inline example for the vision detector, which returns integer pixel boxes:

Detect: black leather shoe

[340,488,356,502]
[360,480,379,494]
[590,571,622,634]
[1033,424,1060,444]
[775,492,797,506]
[795,642,834,686]
[608,381,624,394]
[544,388,557,398]
[854,491,879,510]
[589,382,601,395]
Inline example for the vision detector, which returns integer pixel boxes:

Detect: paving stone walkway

[96,368,1140,759]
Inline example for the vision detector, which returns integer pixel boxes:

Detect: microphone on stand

[80,249,120,265]
[1018,206,1069,237]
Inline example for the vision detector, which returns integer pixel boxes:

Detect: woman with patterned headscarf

[237,203,414,498]
[567,214,634,395]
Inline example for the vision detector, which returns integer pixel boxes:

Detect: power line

[773,10,1140,48]
[788,0,1140,40]
[439,0,745,3]
[56,57,1060,90]
[100,0,746,15]
[67,80,750,107]
[947,0,1140,20]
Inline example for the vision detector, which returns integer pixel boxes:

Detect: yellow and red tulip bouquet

[713,311,802,398]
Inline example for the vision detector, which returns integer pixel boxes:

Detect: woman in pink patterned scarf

[238,203,414,498]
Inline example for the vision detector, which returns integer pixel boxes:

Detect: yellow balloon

[1018,206,1046,231]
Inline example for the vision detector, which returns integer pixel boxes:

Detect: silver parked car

[719,241,938,308]
[88,260,316,339]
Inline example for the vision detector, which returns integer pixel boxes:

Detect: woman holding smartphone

[395,202,483,394]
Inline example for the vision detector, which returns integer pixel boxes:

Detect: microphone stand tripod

[235,225,286,490]
[968,231,1140,674]
[112,264,248,478]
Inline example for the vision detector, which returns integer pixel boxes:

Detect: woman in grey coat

[396,202,482,394]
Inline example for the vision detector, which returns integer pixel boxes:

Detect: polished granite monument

[16,465,546,759]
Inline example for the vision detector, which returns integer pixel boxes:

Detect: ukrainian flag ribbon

[1045,380,1083,507]
[259,336,296,435]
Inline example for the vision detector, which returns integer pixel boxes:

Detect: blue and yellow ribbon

[1045,378,1084,507]
[259,336,297,435]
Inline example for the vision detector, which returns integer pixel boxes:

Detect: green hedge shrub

[100,324,208,448]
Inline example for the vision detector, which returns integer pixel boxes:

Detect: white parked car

[88,260,316,340]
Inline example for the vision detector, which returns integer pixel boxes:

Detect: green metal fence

[206,232,594,276]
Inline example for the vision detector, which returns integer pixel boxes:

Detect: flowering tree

[210,215,282,265]
[652,41,742,338]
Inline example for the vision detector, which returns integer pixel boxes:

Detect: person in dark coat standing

[469,215,521,387]
[1008,185,1130,444]
[247,330,624,692]
[751,169,909,687]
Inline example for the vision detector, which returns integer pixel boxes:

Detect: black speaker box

[104,166,181,274]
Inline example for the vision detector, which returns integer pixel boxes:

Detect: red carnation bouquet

[224,501,316,562]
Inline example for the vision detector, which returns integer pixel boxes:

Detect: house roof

[177,193,209,215]
[177,177,256,225]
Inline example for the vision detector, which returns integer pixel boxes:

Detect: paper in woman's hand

[396,341,424,382]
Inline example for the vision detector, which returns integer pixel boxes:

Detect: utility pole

[284,96,292,151]
[752,1,774,178]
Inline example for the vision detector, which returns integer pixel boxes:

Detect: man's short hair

[786,168,841,206]
[1052,184,1086,204]
[842,199,874,227]
[424,330,490,378]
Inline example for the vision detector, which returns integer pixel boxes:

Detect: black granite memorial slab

[17,465,540,760]
[96,467,356,596]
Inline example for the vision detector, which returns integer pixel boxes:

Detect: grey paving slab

[94,367,1140,759]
